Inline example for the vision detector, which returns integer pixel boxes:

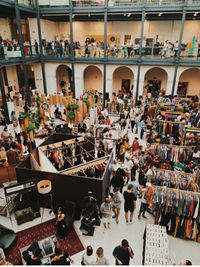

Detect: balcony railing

[38,0,69,6]
[72,0,105,7]
[43,43,71,57]
[0,45,40,60]
[18,0,36,7]
[1,43,199,61]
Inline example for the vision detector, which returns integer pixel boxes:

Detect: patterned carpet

[6,219,84,265]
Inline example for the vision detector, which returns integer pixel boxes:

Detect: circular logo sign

[41,102,49,111]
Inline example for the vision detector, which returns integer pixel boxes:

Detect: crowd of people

[1,85,199,265]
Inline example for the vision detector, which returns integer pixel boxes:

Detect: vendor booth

[15,134,114,219]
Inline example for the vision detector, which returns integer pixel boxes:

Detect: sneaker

[138,215,141,220]
[112,215,116,219]
[116,219,119,224]
[126,220,128,223]
[142,214,147,219]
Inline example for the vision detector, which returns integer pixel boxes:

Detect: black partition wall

[15,134,113,218]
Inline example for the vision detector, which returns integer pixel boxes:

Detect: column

[74,65,84,99]
[14,0,31,106]
[0,69,10,124]
[69,0,75,97]
[36,0,47,95]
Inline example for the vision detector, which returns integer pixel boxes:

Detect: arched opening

[56,65,72,93]
[112,66,134,95]
[144,67,168,97]
[177,68,200,96]
[84,65,102,93]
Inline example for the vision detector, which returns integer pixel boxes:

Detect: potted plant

[27,124,36,140]
[66,102,79,121]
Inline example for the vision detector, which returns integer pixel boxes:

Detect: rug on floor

[6,219,84,265]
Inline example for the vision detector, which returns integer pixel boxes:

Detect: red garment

[132,140,139,151]
[106,118,110,125]
[16,143,23,153]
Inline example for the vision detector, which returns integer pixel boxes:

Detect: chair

[63,200,76,228]
[0,224,17,254]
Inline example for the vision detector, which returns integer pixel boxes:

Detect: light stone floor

[0,115,200,265]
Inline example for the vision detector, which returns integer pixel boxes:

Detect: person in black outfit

[110,168,124,193]
[23,248,42,265]
[123,184,136,223]
[56,207,68,241]
[138,166,146,187]
[113,239,134,265]
[51,244,73,265]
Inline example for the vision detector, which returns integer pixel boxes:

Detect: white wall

[182,20,200,43]
[0,18,12,40]
[28,18,39,45]
[6,65,19,92]
[32,63,44,94]
[40,20,70,42]
[84,66,103,92]
[73,21,104,45]
[107,21,141,45]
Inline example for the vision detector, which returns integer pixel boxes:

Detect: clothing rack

[157,120,185,125]
[151,143,193,149]
[153,186,200,196]
[155,168,195,178]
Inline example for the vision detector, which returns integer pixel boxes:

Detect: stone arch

[112,66,134,94]
[83,65,103,93]
[144,67,168,96]
[177,67,200,96]
[56,64,72,93]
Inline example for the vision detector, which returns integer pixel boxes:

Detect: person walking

[100,198,112,230]
[56,207,68,241]
[112,239,134,265]
[112,187,122,224]
[81,246,95,265]
[123,184,137,223]
[95,247,109,265]
[140,119,146,140]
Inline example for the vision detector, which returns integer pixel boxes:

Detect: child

[95,247,109,265]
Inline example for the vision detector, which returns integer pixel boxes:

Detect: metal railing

[0,45,40,60]
[18,0,36,7]
[72,0,105,7]
[38,0,69,6]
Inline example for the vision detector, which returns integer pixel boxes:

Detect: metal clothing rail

[157,120,185,125]
[153,186,200,196]
[151,143,194,149]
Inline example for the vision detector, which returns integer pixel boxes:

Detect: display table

[143,224,169,265]
[15,207,34,225]
[20,235,57,265]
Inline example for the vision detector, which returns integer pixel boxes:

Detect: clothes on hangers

[152,188,200,242]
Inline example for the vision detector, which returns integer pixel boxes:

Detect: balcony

[38,0,69,6]
[18,0,36,8]
[0,44,40,61]
[72,0,105,7]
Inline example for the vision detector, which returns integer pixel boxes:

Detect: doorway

[147,80,161,97]
[121,79,130,93]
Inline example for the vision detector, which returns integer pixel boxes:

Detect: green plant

[66,102,79,120]
[83,98,90,108]
[27,124,36,133]
[34,95,43,107]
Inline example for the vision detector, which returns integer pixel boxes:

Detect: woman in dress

[56,207,68,241]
